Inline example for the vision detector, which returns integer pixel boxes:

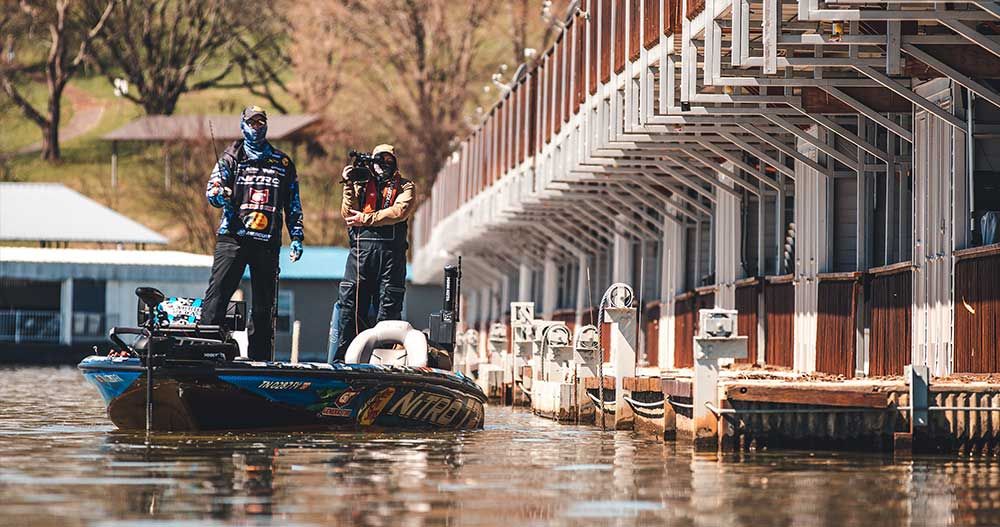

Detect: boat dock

[409,0,1000,455]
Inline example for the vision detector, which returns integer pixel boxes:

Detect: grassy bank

[1,73,347,253]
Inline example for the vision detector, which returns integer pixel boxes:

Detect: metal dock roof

[0,183,167,245]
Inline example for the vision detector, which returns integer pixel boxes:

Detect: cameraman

[332,144,416,361]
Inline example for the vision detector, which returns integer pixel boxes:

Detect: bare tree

[84,0,290,116]
[156,140,226,253]
[508,0,531,67]
[0,0,116,161]
[322,0,501,189]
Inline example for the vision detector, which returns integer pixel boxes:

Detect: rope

[586,391,616,414]
[623,395,664,409]
[624,395,665,420]
[667,398,695,410]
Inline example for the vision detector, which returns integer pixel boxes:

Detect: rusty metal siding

[527,73,537,157]
[600,0,612,83]
[543,60,553,143]
[815,276,860,377]
[695,290,715,312]
[645,302,661,366]
[954,246,1000,373]
[589,0,599,95]
[563,31,572,123]
[575,17,586,112]
[764,279,795,368]
[644,0,659,49]
[868,266,913,376]
[629,0,641,61]
[554,39,564,135]
[735,281,759,365]
[686,0,705,20]
[663,0,679,36]
[493,104,502,183]
[614,0,626,73]
[517,82,526,164]
[674,292,696,368]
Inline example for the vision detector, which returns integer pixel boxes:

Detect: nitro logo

[258,380,312,390]
[385,390,483,428]
[93,374,123,383]
[236,174,280,187]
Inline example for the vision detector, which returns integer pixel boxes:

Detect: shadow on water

[4,366,1000,526]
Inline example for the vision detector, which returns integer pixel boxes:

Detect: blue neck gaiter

[241,120,272,160]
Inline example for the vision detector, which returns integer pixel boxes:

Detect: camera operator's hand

[341,165,353,183]
[345,209,366,227]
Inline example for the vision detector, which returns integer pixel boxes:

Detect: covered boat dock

[411,0,1000,452]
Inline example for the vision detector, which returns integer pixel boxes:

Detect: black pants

[333,241,407,361]
[200,235,280,361]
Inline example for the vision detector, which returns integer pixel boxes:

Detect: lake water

[2,366,1000,526]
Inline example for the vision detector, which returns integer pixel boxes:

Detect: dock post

[692,309,747,451]
[896,364,930,455]
[290,320,301,364]
[509,302,535,406]
[605,306,636,430]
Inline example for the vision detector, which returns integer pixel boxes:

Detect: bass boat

[79,264,485,432]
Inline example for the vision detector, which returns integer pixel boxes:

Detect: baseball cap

[242,105,267,122]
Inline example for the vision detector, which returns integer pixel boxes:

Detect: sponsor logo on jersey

[244,212,269,231]
[236,174,281,187]
[249,188,270,204]
[240,203,277,213]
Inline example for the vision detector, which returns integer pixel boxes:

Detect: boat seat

[344,320,429,367]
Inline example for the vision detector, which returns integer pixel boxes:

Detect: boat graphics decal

[384,389,484,428]
[218,375,348,406]
[82,370,143,404]
[357,387,396,425]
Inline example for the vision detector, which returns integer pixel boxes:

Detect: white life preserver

[343,320,429,367]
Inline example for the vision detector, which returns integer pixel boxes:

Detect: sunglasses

[246,117,267,129]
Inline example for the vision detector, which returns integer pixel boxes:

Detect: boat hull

[79,357,486,432]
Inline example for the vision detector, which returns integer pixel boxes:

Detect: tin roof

[0,247,212,282]
[0,183,168,245]
[243,246,414,281]
[102,114,320,142]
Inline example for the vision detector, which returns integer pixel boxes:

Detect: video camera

[346,149,377,182]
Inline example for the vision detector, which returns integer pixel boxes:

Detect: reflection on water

[2,367,1000,526]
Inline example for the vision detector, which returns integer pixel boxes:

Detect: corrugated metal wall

[674,292,695,368]
[868,266,912,376]
[644,302,660,366]
[815,276,859,377]
[764,279,794,368]
[954,247,1000,372]
[735,281,759,365]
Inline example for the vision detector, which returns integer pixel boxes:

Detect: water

[2,367,1000,526]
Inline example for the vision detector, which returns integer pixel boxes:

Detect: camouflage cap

[242,105,267,121]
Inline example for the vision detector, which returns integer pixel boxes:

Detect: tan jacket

[341,173,417,227]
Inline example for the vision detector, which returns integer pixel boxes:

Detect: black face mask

[375,157,397,181]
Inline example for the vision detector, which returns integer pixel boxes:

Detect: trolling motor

[426,260,461,367]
